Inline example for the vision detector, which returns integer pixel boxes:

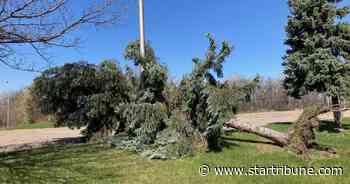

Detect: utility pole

[6,81,10,129]
[138,0,146,60]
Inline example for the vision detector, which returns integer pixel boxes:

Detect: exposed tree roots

[225,106,346,155]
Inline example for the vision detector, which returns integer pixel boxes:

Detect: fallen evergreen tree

[225,106,347,155]
[33,34,241,160]
[109,34,236,159]
[32,60,131,140]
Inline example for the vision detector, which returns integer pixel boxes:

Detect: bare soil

[236,109,350,126]
[0,128,81,152]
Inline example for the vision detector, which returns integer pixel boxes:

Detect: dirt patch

[0,128,82,152]
[236,109,350,126]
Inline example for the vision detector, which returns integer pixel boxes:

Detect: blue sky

[0,0,307,91]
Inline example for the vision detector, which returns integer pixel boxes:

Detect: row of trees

[229,76,331,112]
[0,88,44,128]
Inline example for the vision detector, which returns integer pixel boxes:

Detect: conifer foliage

[121,40,169,144]
[283,0,350,128]
[124,40,167,103]
[180,33,232,150]
[33,34,236,159]
[32,60,130,139]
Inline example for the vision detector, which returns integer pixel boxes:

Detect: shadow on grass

[270,122,293,125]
[0,137,86,154]
[311,143,337,154]
[318,120,350,133]
[222,137,281,147]
[0,138,122,184]
[221,140,240,150]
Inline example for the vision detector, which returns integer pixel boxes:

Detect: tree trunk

[225,106,347,155]
[224,120,289,146]
[331,96,342,129]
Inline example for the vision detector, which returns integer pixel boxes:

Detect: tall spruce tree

[122,41,168,144]
[180,33,232,150]
[283,0,350,129]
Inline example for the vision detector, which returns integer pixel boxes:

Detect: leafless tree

[0,0,124,71]
[226,75,329,112]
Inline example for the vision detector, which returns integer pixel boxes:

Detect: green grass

[0,120,349,183]
[1,121,54,130]
[15,121,54,129]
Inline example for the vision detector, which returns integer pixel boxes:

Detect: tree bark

[224,106,347,154]
[331,96,342,129]
[224,120,289,146]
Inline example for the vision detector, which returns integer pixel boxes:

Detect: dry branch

[0,0,124,71]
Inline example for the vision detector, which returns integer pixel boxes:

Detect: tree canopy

[32,60,130,138]
[283,0,350,98]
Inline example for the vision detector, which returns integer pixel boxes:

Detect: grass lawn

[0,121,54,130]
[15,121,54,129]
[0,119,349,184]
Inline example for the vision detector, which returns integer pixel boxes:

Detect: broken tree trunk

[224,120,289,146]
[225,106,335,154]
[287,106,327,154]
